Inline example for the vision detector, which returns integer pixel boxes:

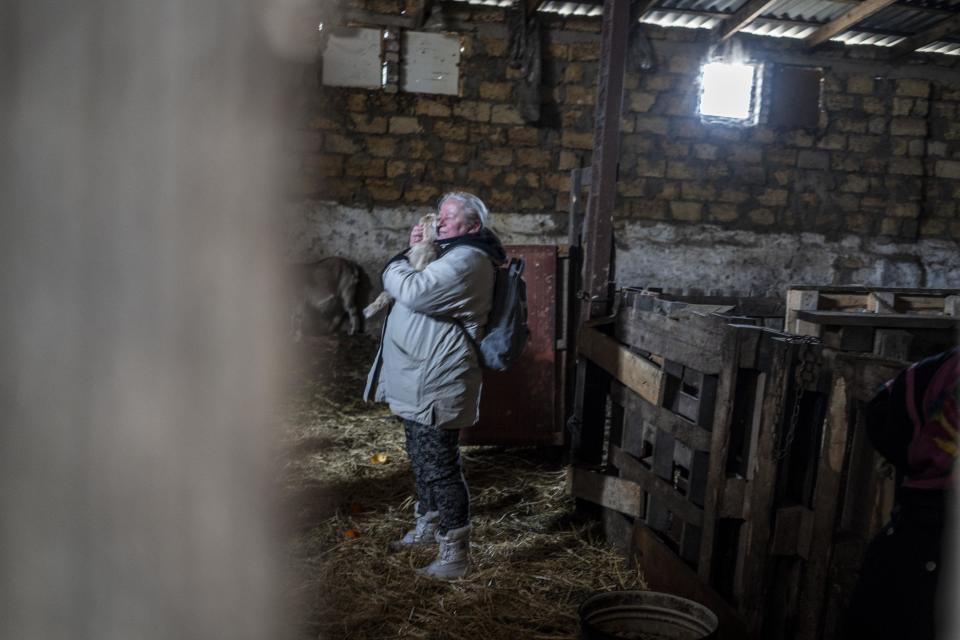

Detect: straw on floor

[279,335,646,639]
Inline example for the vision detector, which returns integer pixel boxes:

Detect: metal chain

[774,334,820,461]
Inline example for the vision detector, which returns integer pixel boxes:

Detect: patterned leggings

[403,419,469,534]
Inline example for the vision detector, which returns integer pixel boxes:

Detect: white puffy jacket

[364,241,499,429]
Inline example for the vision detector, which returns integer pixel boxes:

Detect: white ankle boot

[390,502,439,551]
[418,524,470,580]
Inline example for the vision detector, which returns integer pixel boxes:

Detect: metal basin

[579,590,719,640]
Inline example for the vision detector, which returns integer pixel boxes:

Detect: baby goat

[363,213,438,319]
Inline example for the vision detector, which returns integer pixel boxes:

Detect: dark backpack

[477,257,530,371]
[444,257,530,372]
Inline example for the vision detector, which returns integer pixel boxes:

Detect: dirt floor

[279,334,646,639]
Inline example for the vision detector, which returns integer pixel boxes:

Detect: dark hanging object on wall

[412,0,435,29]
[627,1,655,72]
[421,0,448,30]
[507,6,542,123]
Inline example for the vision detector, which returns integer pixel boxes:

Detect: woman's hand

[409,223,423,247]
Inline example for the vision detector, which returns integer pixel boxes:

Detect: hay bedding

[280,335,646,639]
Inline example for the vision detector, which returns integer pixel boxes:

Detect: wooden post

[569,0,631,464]
[579,0,631,323]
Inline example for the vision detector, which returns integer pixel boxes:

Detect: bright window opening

[699,62,759,123]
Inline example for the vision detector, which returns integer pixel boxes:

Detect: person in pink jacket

[846,347,958,639]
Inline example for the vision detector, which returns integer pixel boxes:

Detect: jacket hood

[436,227,507,265]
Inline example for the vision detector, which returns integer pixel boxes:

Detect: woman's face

[436,200,480,240]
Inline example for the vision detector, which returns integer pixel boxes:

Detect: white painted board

[321,27,383,89]
[401,31,460,96]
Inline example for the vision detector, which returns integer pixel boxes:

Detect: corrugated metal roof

[447,0,960,55]
[640,10,722,29]
[652,0,851,22]
[906,0,960,10]
[538,0,602,15]
[918,40,960,54]
[832,30,904,46]
[857,5,947,33]
[759,0,850,23]
[741,18,818,38]
[448,0,517,6]
[655,0,738,11]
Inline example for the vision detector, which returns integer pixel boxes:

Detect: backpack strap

[430,256,501,368]
[440,315,485,366]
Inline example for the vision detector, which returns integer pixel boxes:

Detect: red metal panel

[461,245,560,446]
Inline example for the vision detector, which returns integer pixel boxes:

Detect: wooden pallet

[623,287,786,330]
[786,286,960,324]
[569,290,826,639]
[785,286,960,361]
[570,287,953,639]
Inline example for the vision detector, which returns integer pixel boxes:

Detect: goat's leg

[338,270,361,335]
[363,291,393,319]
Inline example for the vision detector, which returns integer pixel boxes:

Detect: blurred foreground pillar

[0,2,293,638]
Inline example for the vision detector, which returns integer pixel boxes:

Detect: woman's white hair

[438,192,489,229]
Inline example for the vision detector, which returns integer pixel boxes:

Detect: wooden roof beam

[805,0,898,47]
[631,0,661,20]
[720,0,781,40]
[889,13,960,57]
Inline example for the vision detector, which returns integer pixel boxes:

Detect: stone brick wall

[290,5,960,241]
[615,67,960,240]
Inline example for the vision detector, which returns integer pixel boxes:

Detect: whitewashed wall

[284,200,960,316]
